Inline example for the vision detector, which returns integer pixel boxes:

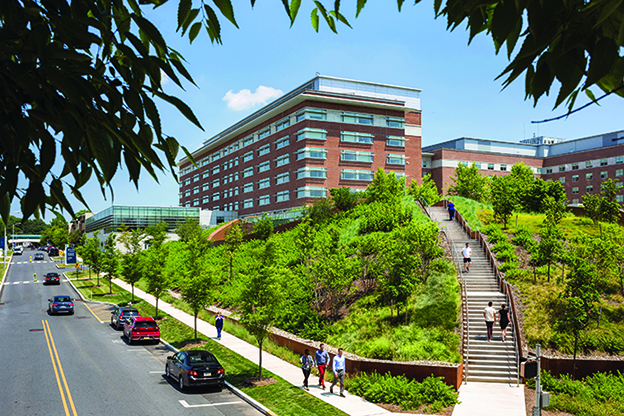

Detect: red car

[123,316,160,344]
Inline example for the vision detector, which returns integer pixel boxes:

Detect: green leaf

[505,17,522,59]
[356,0,367,17]
[213,0,239,28]
[39,136,56,178]
[189,22,202,43]
[182,8,201,35]
[585,38,618,88]
[152,90,204,131]
[289,0,302,26]
[397,0,405,12]
[204,5,222,44]
[144,96,162,138]
[329,10,352,29]
[314,1,336,33]
[585,88,599,104]
[177,0,192,31]
[594,0,624,28]
[169,55,197,86]
[132,14,168,57]
[311,8,319,32]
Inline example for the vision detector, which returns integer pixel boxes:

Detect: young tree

[143,224,170,319]
[329,187,360,211]
[366,168,404,204]
[535,223,564,283]
[237,238,286,378]
[179,260,216,341]
[101,233,119,295]
[80,231,103,284]
[490,175,519,229]
[118,227,146,303]
[583,179,623,236]
[253,214,273,241]
[223,221,244,280]
[408,174,440,205]
[446,163,489,202]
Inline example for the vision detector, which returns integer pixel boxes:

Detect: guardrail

[420,199,470,385]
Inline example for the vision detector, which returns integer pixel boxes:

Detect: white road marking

[179,400,242,408]
[23,281,30,284]
[149,371,162,373]
[127,349,149,352]
[12,282,19,285]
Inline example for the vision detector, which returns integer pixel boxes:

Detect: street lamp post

[404,158,410,197]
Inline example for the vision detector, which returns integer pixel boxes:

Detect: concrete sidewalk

[452,382,526,416]
[112,279,414,416]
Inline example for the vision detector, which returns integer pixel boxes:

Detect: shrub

[512,225,536,250]
[330,187,360,211]
[358,202,412,234]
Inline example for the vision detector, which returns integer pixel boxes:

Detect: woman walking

[499,304,510,342]
[300,349,314,391]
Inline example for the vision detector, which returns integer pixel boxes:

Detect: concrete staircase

[430,206,519,384]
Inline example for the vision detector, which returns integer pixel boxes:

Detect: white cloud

[222,85,283,111]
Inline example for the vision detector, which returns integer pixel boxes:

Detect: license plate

[204,372,211,377]
[60,306,67,308]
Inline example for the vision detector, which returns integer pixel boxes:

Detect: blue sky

[18,1,624,221]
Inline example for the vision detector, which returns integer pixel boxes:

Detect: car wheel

[179,374,185,390]
[218,383,223,392]
[166,365,171,379]
[69,311,74,315]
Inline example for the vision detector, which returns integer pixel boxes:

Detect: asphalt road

[0,248,261,416]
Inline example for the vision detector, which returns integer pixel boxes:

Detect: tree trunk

[155,296,159,319]
[131,284,135,302]
[547,262,551,283]
[515,214,518,228]
[109,276,112,294]
[258,338,263,379]
[572,331,578,380]
[194,311,198,341]
[599,223,603,238]
[97,271,99,286]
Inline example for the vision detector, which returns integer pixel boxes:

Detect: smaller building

[68,212,94,234]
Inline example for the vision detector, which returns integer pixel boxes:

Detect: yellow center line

[82,302,104,323]
[43,319,70,416]
[44,320,78,416]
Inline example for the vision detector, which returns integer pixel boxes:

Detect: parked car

[166,350,225,391]
[48,247,59,256]
[13,246,23,255]
[44,272,61,285]
[110,307,140,330]
[34,252,44,260]
[123,316,160,344]
[48,295,74,315]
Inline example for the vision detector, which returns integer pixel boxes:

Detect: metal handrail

[504,285,520,386]
[420,199,470,384]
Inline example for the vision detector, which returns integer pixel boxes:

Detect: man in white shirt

[330,348,346,397]
[462,243,472,273]
[484,301,497,342]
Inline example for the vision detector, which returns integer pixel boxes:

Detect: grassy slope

[69,276,347,416]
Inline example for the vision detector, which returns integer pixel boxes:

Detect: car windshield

[55,297,71,302]
[134,321,157,328]
[188,353,217,365]
[123,311,139,316]
[47,274,59,278]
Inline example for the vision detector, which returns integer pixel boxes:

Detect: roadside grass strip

[69,277,348,416]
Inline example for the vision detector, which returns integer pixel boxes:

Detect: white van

[13,246,23,255]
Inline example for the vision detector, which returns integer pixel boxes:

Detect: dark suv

[111,306,140,330]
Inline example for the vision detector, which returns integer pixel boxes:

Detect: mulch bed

[376,402,454,415]
[240,377,277,387]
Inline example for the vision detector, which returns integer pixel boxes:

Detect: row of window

[459,161,541,174]
[544,156,624,174]
[571,183,623,194]
[180,107,407,176]
[564,169,624,183]
[186,188,328,209]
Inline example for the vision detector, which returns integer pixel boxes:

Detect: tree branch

[532,85,624,124]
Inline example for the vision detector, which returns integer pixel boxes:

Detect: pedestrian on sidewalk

[215,311,224,340]
[330,348,346,398]
[462,242,472,273]
[448,201,455,221]
[484,301,497,342]
[314,343,330,389]
[499,304,510,342]
[300,349,314,391]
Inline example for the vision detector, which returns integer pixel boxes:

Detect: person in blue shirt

[448,201,456,221]
[314,343,330,389]
[215,312,224,340]
[330,348,346,397]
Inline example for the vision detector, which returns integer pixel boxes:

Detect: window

[297,147,327,160]
[341,112,373,125]
[183,178,191,186]
[296,128,327,141]
[386,117,404,128]
[192,174,199,182]
[459,161,469,167]
[617,169,624,177]
[184,190,190,197]
[536,168,542,174]
[572,175,579,182]
[258,195,270,206]
[617,182,623,188]
[571,163,579,170]
[202,183,210,192]
[617,156,624,164]
[258,178,270,189]
[222,162,228,171]
[422,161,427,168]
[243,166,254,178]
[572,187,579,194]
[276,190,290,202]
[386,136,405,147]
[234,172,239,181]
[297,186,327,198]
[275,136,290,150]
[601,171,608,179]
[212,179,220,188]
[212,205,220,211]
[213,153,222,162]
[341,169,374,181]
[275,118,290,132]
[276,154,290,167]
[572,199,579,205]
[184,201,190,207]
[258,127,271,139]
[586,185,594,193]
[258,161,271,173]
[559,165,566,172]
[601,158,608,166]
[193,199,199,206]
[559,177,565,183]
[386,154,405,165]
[296,108,327,122]
[212,192,220,201]
[474,162,482,169]
[340,131,373,144]
[212,166,220,175]
[242,135,254,147]
[488,163,495,170]
[234,186,239,196]
[202,171,209,179]
[242,151,254,163]
[243,183,254,193]
[258,144,270,157]
[192,186,199,194]
[586,160,593,168]
[546,167,553,174]
[341,150,374,163]
[617,195,624,203]
[234,202,239,211]
[202,196,210,204]
[297,167,327,179]
[243,198,253,209]
[276,172,290,184]
[586,173,593,180]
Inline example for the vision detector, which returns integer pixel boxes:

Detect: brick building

[178,76,422,217]
[422,130,624,205]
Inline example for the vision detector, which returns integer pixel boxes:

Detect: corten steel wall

[540,357,624,380]
[266,331,463,390]
[179,98,422,215]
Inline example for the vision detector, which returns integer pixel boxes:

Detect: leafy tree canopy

[446,163,490,202]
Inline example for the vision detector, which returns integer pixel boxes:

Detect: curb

[159,339,277,416]
[63,273,118,307]
[0,255,13,300]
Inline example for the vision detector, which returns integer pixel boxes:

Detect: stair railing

[420,198,470,384]
[504,281,521,386]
